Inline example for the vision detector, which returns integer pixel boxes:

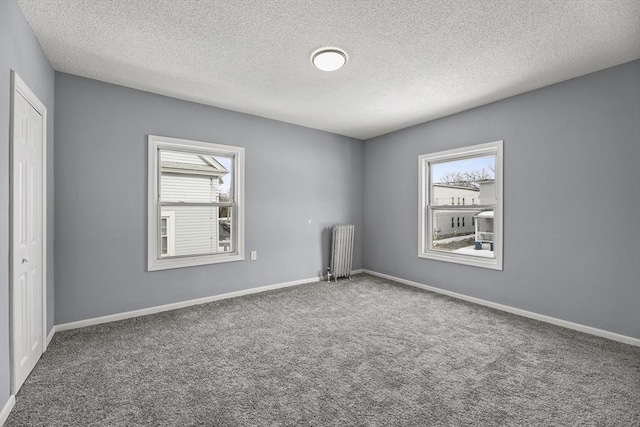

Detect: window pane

[160,149,233,203]
[431,209,495,259]
[161,205,231,257]
[430,155,495,206]
[214,155,233,204]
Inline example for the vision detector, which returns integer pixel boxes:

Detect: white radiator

[329,224,355,282]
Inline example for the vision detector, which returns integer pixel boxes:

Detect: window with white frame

[148,135,244,271]
[419,140,503,270]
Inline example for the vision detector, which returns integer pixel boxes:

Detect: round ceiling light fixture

[312,48,347,72]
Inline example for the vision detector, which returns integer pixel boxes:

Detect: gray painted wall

[0,0,55,405]
[363,60,640,339]
[54,73,363,324]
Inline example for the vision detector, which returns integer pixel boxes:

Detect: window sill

[148,253,245,271]
[419,251,502,270]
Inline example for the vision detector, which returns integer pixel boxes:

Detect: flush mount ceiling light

[312,48,347,71]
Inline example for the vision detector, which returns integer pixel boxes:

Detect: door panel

[11,81,44,393]
[17,272,28,368]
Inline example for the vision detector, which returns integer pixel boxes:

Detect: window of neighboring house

[419,140,503,270]
[451,217,454,227]
[148,135,245,271]
[160,212,175,257]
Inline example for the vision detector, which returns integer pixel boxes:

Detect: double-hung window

[419,140,503,270]
[148,135,244,271]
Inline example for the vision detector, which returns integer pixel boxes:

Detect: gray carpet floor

[6,274,640,426]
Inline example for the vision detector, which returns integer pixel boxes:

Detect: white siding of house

[431,185,479,206]
[430,185,479,238]
[165,206,218,256]
[161,174,218,203]
[161,150,209,165]
[479,181,496,204]
[160,174,221,256]
[433,210,476,238]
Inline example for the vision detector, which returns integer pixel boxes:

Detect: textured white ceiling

[16,0,640,140]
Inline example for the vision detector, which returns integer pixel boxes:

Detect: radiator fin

[329,224,355,282]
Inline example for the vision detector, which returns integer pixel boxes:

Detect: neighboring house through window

[160,212,175,257]
[148,135,245,271]
[419,140,503,270]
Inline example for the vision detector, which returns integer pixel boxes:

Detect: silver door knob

[22,258,29,264]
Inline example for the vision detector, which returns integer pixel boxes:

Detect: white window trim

[147,135,245,271]
[418,140,503,270]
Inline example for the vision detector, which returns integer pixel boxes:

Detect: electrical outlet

[250,251,257,261]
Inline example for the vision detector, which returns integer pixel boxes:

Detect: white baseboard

[55,275,328,332]
[364,269,640,347]
[45,326,56,349]
[0,395,15,427]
